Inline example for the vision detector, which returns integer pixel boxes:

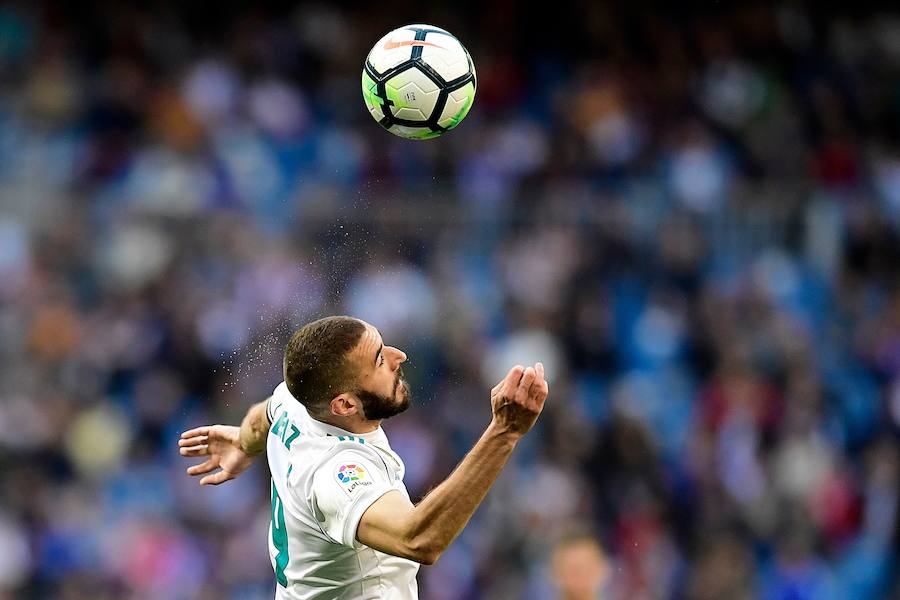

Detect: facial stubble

[355,369,411,421]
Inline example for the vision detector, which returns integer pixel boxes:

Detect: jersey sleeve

[309,447,399,548]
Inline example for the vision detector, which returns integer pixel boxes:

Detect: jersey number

[271,482,289,587]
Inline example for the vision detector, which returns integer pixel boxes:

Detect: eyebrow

[374,342,383,366]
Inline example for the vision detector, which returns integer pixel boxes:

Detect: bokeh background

[2,1,900,598]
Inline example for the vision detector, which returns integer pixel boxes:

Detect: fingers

[533,362,547,394]
[181,425,238,485]
[187,458,218,476]
[180,444,208,457]
[181,426,211,439]
[514,366,537,407]
[179,435,208,448]
[179,426,219,458]
[186,456,234,486]
[499,365,524,401]
[200,469,235,486]
[510,362,548,412]
[532,362,549,407]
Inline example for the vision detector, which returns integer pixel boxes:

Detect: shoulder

[308,437,396,493]
[301,439,403,548]
[285,434,390,484]
[317,436,391,475]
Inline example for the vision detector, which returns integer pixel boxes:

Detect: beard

[356,370,411,421]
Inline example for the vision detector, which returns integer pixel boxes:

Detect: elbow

[413,549,440,566]
[407,537,443,565]
[397,512,445,564]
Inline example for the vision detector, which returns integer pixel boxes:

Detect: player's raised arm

[355,362,549,564]
[179,397,272,485]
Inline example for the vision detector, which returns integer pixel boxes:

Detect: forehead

[349,321,382,361]
[554,540,603,561]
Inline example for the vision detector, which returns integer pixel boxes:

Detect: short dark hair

[283,316,366,416]
[552,526,605,554]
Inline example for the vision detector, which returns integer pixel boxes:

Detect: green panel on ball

[389,125,443,140]
[361,71,382,110]
[384,80,409,109]
[446,83,475,129]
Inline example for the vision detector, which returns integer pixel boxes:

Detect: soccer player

[179,316,549,599]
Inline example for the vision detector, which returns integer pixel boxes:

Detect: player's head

[283,316,410,422]
[550,530,610,600]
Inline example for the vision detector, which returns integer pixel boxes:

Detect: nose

[389,346,407,368]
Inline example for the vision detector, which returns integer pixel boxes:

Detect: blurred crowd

[2,1,900,598]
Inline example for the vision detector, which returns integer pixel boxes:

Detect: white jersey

[264,382,420,600]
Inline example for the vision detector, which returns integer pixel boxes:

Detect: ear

[329,394,360,418]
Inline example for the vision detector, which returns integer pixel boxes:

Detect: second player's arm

[356,363,548,565]
[179,398,272,485]
[239,398,272,455]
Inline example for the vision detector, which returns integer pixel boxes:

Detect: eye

[379,354,386,366]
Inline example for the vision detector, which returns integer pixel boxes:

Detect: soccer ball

[362,24,476,140]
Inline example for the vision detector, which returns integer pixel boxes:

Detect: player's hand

[179,425,255,486]
[489,363,549,439]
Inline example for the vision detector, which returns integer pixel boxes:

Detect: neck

[316,413,382,434]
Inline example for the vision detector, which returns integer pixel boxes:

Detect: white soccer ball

[362,24,476,140]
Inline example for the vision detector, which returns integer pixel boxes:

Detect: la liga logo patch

[336,463,373,494]
[337,464,366,483]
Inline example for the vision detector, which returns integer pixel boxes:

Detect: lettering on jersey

[336,463,373,495]
[271,411,288,436]
[270,411,302,450]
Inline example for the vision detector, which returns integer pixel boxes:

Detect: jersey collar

[305,414,390,446]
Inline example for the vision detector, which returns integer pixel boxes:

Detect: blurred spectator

[550,531,611,600]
